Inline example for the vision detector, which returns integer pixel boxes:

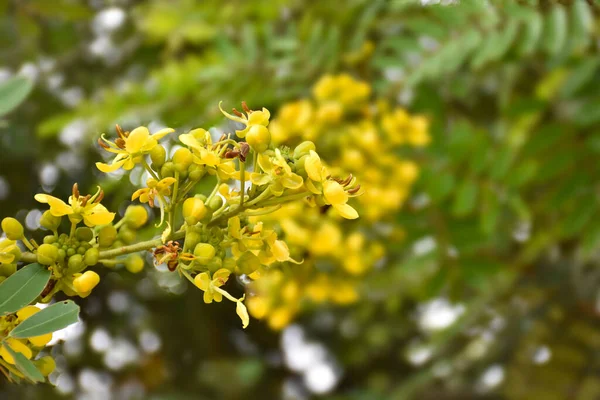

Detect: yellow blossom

[0,239,19,264]
[0,338,32,365]
[194,268,231,304]
[251,149,303,196]
[16,306,53,347]
[35,184,115,227]
[219,101,271,138]
[131,177,176,225]
[96,125,174,173]
[179,129,236,180]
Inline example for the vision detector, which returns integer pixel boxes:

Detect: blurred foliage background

[2,0,600,399]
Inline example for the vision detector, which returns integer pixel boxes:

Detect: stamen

[97,138,110,150]
[72,183,80,199]
[115,138,126,149]
[347,185,361,194]
[94,190,104,204]
[80,194,91,207]
[232,108,244,118]
[242,101,250,113]
[116,124,126,138]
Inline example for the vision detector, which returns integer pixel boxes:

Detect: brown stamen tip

[232,108,244,118]
[95,190,104,204]
[115,138,126,149]
[242,101,250,113]
[116,124,125,138]
[148,197,155,208]
[224,150,239,159]
[80,194,91,207]
[167,259,178,271]
[97,138,110,150]
[73,183,80,199]
[347,185,361,194]
[341,174,353,186]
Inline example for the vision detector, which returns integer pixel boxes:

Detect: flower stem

[142,158,160,181]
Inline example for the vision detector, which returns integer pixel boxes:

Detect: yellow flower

[194,268,231,304]
[96,125,174,173]
[251,149,303,196]
[16,306,53,347]
[179,129,236,181]
[35,184,115,227]
[219,101,271,138]
[0,239,19,264]
[131,177,176,225]
[304,151,359,219]
[236,298,250,329]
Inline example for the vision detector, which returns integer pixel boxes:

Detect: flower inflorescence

[0,101,362,382]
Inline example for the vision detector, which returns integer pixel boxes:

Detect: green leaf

[516,11,543,56]
[560,57,600,98]
[3,345,44,383]
[0,264,51,315]
[542,5,567,56]
[0,76,34,117]
[452,179,478,217]
[10,300,79,339]
[568,0,593,53]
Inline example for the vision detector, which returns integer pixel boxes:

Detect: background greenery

[1,0,600,399]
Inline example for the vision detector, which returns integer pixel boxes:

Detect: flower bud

[43,235,57,245]
[125,254,144,273]
[0,263,17,277]
[124,205,148,229]
[67,254,84,273]
[207,257,223,273]
[173,148,193,173]
[194,243,215,265]
[37,244,59,265]
[98,226,118,248]
[184,231,201,251]
[150,145,166,168]
[40,211,61,231]
[188,164,205,181]
[73,271,100,294]
[84,248,99,266]
[207,196,223,211]
[1,218,23,240]
[183,198,207,225]
[75,227,94,242]
[236,252,261,275]
[35,356,56,376]
[161,161,175,178]
[245,125,271,153]
[293,141,316,160]
[118,227,136,245]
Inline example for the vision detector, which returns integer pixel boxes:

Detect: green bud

[150,145,167,168]
[76,227,94,242]
[84,248,99,266]
[236,251,261,275]
[173,148,194,172]
[184,231,202,251]
[118,227,136,245]
[208,196,223,211]
[207,257,223,273]
[0,263,17,277]
[223,257,236,272]
[125,254,145,273]
[37,244,59,265]
[66,248,75,257]
[293,141,316,160]
[40,211,61,231]
[124,205,148,229]
[161,161,175,178]
[188,164,205,181]
[57,249,66,262]
[98,225,118,248]
[194,243,215,265]
[1,218,23,240]
[67,254,84,273]
[43,235,57,245]
[77,246,86,255]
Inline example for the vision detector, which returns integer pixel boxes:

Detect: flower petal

[96,158,128,173]
[333,203,359,219]
[236,299,250,329]
[125,127,150,153]
[35,194,73,216]
[83,211,115,227]
[151,127,174,140]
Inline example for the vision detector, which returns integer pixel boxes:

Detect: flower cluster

[244,74,429,328]
[0,101,362,382]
